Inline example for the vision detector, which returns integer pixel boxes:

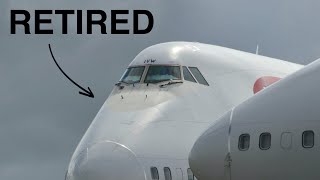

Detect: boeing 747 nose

[66,141,146,180]
[65,42,302,180]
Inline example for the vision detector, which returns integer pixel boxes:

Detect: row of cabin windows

[151,167,196,180]
[238,130,315,151]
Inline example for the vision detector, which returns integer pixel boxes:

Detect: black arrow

[48,44,94,98]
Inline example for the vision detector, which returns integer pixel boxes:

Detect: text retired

[11,10,154,35]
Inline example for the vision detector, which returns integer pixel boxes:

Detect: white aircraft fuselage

[189,53,320,180]
[65,42,302,180]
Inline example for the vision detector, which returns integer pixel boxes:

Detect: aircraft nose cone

[188,111,231,180]
[66,141,146,180]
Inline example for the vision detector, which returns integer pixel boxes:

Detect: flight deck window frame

[182,66,197,83]
[122,65,212,85]
[143,65,183,84]
[188,67,209,86]
[120,66,146,84]
[139,65,149,83]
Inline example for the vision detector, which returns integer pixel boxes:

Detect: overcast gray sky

[1,0,320,179]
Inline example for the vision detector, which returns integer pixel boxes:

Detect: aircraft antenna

[255,44,259,55]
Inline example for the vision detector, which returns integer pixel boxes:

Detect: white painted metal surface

[65,42,302,180]
[189,57,320,180]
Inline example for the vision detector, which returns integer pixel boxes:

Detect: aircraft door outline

[224,108,234,180]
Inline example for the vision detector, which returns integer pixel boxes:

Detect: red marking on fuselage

[253,76,281,94]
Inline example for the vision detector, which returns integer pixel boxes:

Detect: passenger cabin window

[144,66,181,83]
[238,134,250,151]
[259,133,271,150]
[183,66,196,83]
[187,168,194,180]
[163,167,172,180]
[151,167,159,180]
[188,67,209,86]
[280,132,293,150]
[302,130,314,148]
[120,66,145,84]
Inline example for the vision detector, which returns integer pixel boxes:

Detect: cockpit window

[183,66,196,83]
[144,66,181,83]
[120,66,145,84]
[189,67,209,86]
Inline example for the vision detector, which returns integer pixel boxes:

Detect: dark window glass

[120,66,145,84]
[144,66,181,83]
[187,168,194,180]
[302,130,314,148]
[238,134,250,151]
[188,67,209,86]
[164,167,172,180]
[259,133,271,150]
[183,66,196,83]
[151,167,159,180]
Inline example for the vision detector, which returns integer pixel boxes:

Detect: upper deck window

[188,67,209,86]
[120,66,145,84]
[144,66,181,83]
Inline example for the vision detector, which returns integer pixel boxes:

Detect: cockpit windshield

[144,66,181,83]
[120,66,145,84]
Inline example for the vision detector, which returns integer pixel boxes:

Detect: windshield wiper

[159,81,183,88]
[117,81,139,85]
[116,81,138,90]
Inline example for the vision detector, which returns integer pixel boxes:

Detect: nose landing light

[67,141,146,180]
